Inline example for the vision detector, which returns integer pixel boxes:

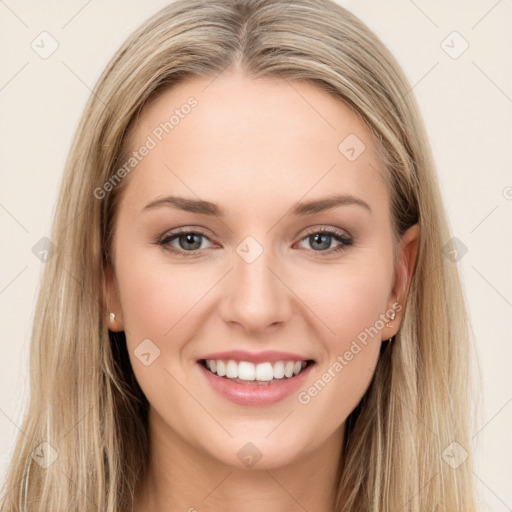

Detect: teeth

[226,360,238,378]
[204,359,309,381]
[273,361,285,379]
[216,360,226,377]
[284,361,294,378]
[255,362,273,381]
[239,361,256,380]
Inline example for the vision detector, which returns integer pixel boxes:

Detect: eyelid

[158,224,352,242]
[300,225,351,238]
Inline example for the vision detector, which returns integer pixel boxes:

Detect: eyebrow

[142,193,372,217]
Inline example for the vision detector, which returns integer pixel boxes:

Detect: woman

[0,0,478,510]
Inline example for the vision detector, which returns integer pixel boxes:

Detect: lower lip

[197,362,315,406]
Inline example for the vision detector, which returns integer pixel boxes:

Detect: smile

[196,351,316,405]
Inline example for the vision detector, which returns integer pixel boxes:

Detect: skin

[106,69,419,512]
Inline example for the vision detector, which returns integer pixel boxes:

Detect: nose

[219,245,294,335]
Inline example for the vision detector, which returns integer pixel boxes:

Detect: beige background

[1,0,511,509]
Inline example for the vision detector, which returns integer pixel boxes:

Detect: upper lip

[197,350,314,364]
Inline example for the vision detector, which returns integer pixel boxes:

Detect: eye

[155,226,353,256]
[156,227,216,255]
[296,226,353,255]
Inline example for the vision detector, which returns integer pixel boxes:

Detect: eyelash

[155,226,354,257]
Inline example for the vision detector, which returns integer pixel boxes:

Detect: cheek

[292,261,391,414]
[116,250,204,345]
[299,259,392,346]
[115,252,207,414]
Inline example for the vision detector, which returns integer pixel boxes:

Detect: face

[106,70,418,470]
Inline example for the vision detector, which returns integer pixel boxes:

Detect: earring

[386,311,396,328]
[109,312,116,323]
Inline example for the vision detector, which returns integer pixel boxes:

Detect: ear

[382,223,419,339]
[104,263,124,332]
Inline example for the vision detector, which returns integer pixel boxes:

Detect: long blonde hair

[1,0,479,510]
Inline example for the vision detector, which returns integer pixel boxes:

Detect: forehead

[121,71,388,219]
